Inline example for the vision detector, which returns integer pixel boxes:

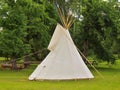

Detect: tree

[0,0,31,69]
[0,0,57,69]
[21,0,57,61]
[111,1,120,58]
[72,0,120,64]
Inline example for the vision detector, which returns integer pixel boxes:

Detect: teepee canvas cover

[28,23,94,80]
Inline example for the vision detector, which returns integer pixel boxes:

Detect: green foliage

[0,0,119,64]
[0,0,57,61]
[0,30,31,58]
[111,2,120,57]
[71,0,120,63]
[21,0,56,60]
[0,0,31,59]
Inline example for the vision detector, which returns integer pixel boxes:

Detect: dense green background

[0,0,120,65]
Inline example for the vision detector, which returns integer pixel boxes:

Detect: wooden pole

[77,48,104,79]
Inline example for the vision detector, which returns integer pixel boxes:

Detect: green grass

[0,61,120,90]
[0,57,6,61]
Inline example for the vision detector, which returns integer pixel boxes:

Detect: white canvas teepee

[28,23,94,80]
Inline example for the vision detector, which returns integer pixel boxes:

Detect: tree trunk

[31,49,40,61]
[33,52,40,61]
[83,40,89,64]
[83,40,89,56]
[24,56,30,68]
[11,58,17,70]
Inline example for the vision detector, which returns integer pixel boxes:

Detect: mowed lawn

[0,60,120,90]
